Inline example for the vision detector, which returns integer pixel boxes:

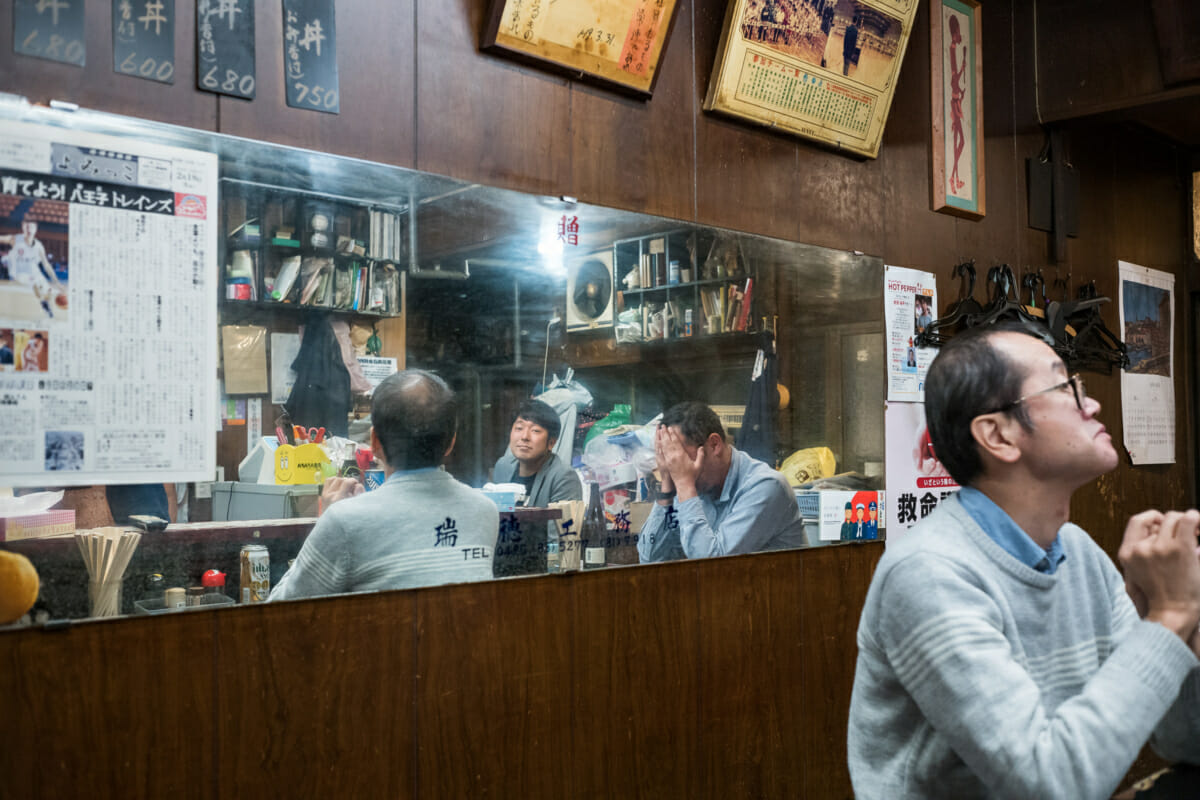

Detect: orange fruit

[0,550,39,624]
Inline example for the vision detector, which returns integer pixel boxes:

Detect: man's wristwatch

[656,488,677,502]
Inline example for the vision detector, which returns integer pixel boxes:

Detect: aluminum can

[240,544,270,603]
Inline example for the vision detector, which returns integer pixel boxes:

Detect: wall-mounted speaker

[566,249,614,331]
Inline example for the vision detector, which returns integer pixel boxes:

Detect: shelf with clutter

[220,179,404,317]
[567,228,759,346]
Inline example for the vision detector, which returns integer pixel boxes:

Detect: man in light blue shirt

[638,401,805,562]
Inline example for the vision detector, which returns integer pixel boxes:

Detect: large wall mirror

[0,95,883,625]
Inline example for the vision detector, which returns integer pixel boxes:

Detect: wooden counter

[0,540,882,800]
[3,509,563,619]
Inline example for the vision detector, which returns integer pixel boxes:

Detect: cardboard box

[0,509,76,541]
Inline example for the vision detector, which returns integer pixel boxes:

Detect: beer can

[240,544,270,603]
[364,469,385,491]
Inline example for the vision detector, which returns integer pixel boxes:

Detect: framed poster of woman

[930,0,984,219]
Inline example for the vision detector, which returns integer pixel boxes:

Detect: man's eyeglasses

[987,374,1087,414]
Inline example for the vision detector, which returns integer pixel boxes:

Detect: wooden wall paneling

[695,551,804,800]
[216,0,418,167]
[568,2,696,221]
[692,0,803,241]
[413,576,571,799]
[215,595,418,798]
[879,1,957,270]
[799,543,881,800]
[0,614,218,799]
[570,564,702,799]
[1034,0,1184,123]
[1109,127,1192,521]
[791,141,887,257]
[0,0,217,131]
[414,0,572,196]
[376,275,407,367]
[1059,126,1125,557]
[1054,123,1194,558]
[955,1,1028,268]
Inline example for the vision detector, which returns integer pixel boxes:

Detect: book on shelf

[333,263,354,308]
[369,209,404,261]
[735,278,753,332]
[299,256,334,306]
[724,285,741,333]
[272,255,302,302]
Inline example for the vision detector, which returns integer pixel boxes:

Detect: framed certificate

[481,0,681,98]
[703,0,919,159]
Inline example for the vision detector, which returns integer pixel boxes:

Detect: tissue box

[0,509,76,541]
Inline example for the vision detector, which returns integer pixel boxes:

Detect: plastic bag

[581,417,660,489]
[538,367,593,411]
[779,446,837,487]
[584,403,631,447]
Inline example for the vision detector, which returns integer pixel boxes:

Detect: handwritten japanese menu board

[482,0,681,97]
[282,0,339,114]
[13,0,86,66]
[197,0,256,100]
[112,0,176,84]
[0,114,219,487]
[704,0,919,158]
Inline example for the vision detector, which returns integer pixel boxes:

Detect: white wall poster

[885,402,958,542]
[0,118,218,486]
[1119,261,1175,465]
[885,265,937,402]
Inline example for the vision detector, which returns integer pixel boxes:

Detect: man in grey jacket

[493,398,582,507]
[848,321,1200,798]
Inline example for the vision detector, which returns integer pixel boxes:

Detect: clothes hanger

[915,260,984,347]
[969,264,1043,328]
[1066,283,1129,372]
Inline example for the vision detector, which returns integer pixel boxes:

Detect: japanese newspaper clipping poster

[885,401,958,541]
[885,264,936,402]
[1119,261,1174,465]
[0,116,218,486]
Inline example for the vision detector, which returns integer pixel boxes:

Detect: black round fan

[572,258,612,320]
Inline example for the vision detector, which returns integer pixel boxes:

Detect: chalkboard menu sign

[13,0,86,66]
[197,0,256,99]
[281,0,339,114]
[113,0,176,84]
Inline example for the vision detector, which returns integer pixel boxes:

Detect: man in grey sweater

[271,369,499,600]
[848,321,1200,798]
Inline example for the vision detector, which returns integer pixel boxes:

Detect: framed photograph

[930,0,985,218]
[481,0,681,98]
[702,0,920,159]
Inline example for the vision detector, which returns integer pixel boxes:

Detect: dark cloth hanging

[284,314,351,437]
[736,330,779,465]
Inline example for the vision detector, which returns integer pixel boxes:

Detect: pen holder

[88,578,124,618]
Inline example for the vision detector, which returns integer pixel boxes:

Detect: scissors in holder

[294,426,325,444]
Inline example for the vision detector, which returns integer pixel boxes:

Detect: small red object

[201,569,226,587]
[355,446,374,471]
